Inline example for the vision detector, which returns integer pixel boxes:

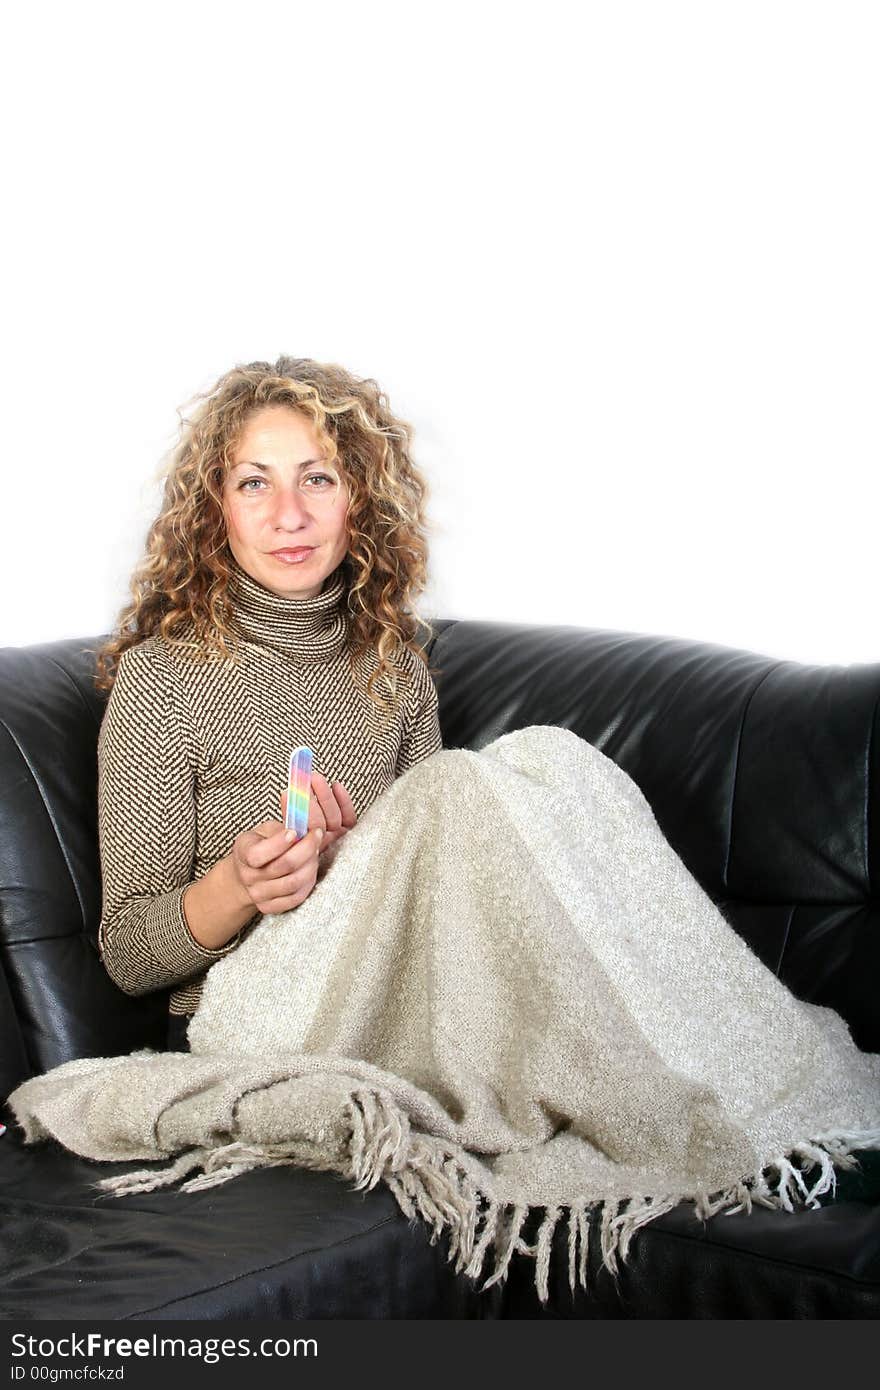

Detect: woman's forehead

[234,406,322,448]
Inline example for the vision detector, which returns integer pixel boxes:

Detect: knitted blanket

[9,725,880,1304]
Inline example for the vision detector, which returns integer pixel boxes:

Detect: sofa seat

[6,1092,876,1320]
[499,1187,880,1318]
[0,1104,501,1320]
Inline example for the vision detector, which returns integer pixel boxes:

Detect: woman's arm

[182,854,258,950]
[395,657,443,776]
[96,641,256,996]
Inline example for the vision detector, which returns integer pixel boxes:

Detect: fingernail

[316,828,324,842]
[285,830,296,842]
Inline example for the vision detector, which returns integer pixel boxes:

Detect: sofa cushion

[497,1184,880,1318]
[0,1103,501,1320]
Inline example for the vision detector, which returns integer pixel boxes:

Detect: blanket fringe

[462,1198,501,1281]
[479,1203,530,1292]
[91,1146,216,1197]
[90,1140,304,1198]
[89,1096,880,1307]
[534,1205,564,1303]
[350,1087,483,1277]
[346,1104,880,1305]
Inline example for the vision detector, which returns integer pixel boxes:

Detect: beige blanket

[9,725,880,1304]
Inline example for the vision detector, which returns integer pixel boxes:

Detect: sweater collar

[226,553,350,663]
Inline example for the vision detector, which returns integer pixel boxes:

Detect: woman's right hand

[227,820,324,916]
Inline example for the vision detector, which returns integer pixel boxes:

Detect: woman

[15,353,874,1302]
[92,356,442,1050]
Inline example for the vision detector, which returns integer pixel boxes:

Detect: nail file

[285,745,313,840]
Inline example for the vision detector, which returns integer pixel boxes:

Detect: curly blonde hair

[89,356,439,719]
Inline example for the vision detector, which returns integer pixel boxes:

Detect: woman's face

[222,405,350,599]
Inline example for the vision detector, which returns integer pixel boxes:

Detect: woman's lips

[270,547,315,563]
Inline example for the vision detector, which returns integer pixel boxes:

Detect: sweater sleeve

[96,640,244,997]
[395,654,443,776]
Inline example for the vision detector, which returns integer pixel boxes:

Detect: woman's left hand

[279,772,357,853]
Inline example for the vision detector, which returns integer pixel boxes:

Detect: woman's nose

[270,486,312,526]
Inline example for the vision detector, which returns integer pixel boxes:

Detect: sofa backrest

[2,620,877,1099]
[0,635,158,1098]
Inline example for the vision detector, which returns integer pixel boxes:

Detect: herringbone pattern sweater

[97,556,443,1015]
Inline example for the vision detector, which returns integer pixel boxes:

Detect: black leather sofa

[1,617,878,1319]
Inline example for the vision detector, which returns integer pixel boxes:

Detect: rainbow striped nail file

[285,745,313,840]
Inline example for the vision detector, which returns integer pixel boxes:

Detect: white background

[1,1,876,664]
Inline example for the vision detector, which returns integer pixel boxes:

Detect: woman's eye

[237,474,336,493]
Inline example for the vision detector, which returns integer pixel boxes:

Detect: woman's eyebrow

[231,458,326,472]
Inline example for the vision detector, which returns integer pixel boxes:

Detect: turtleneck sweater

[96,555,443,1016]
